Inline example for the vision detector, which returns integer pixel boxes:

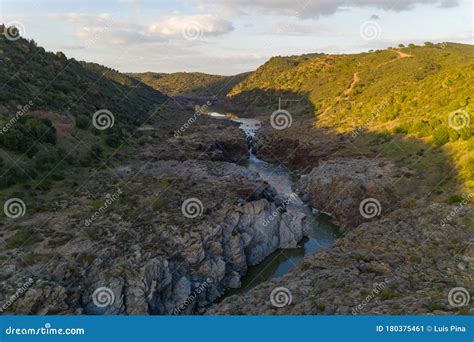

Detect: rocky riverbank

[207,203,473,315]
[207,118,473,315]
[0,119,309,315]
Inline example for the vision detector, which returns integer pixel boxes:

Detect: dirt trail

[321,72,360,116]
[321,50,412,115]
[378,50,413,68]
[344,73,360,95]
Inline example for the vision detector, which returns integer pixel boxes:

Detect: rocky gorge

[208,119,474,315]
[0,117,316,315]
[1,110,472,316]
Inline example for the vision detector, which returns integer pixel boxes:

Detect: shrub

[76,115,90,130]
[412,121,432,137]
[432,127,450,146]
[104,132,122,148]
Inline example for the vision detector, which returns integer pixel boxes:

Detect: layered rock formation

[0,122,307,315]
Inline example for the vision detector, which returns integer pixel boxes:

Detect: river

[216,116,339,298]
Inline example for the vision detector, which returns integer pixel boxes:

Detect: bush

[104,133,122,148]
[76,115,90,130]
[0,116,56,156]
[90,144,103,159]
[448,128,460,142]
[412,121,432,137]
[432,127,450,146]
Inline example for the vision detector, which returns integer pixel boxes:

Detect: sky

[0,0,473,75]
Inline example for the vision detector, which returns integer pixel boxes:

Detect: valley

[0,31,472,316]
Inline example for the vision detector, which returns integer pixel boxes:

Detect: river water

[218,117,339,298]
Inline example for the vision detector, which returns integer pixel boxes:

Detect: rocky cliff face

[207,203,473,315]
[0,122,307,315]
[297,158,398,230]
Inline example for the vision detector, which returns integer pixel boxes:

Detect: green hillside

[0,28,170,188]
[129,71,250,97]
[228,43,474,192]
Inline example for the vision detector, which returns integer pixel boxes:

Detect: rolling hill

[128,71,250,97]
[0,28,171,188]
[227,43,474,194]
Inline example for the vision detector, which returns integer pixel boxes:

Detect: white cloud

[48,12,233,46]
[149,15,234,37]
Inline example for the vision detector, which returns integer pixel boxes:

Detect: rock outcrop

[297,158,398,230]
[0,158,306,315]
[207,203,474,315]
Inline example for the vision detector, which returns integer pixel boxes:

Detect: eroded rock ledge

[0,159,307,315]
[207,203,473,315]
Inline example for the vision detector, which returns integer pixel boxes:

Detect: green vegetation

[228,43,474,192]
[129,71,250,97]
[0,30,169,188]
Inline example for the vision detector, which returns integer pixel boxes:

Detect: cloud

[199,0,459,18]
[370,14,380,20]
[76,26,163,46]
[48,12,114,25]
[49,12,233,46]
[149,15,234,37]
[266,21,322,36]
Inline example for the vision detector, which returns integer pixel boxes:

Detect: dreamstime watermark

[270,109,292,130]
[172,278,212,315]
[5,323,85,336]
[270,287,292,308]
[0,100,34,135]
[360,21,382,41]
[84,188,122,226]
[92,109,115,130]
[181,21,203,41]
[448,109,470,130]
[352,279,389,315]
[181,197,204,218]
[0,278,34,313]
[3,21,25,41]
[359,198,382,219]
[3,198,26,219]
[351,101,388,139]
[447,287,470,308]
[92,287,115,308]
[440,193,472,227]
[174,101,212,138]
[263,192,298,226]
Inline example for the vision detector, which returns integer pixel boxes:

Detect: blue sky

[1,0,472,75]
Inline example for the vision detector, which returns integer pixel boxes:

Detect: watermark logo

[4,198,26,219]
[92,287,115,308]
[448,287,470,308]
[181,21,203,41]
[351,101,387,139]
[0,101,34,135]
[359,198,382,219]
[263,193,298,226]
[181,198,204,218]
[270,109,292,130]
[448,109,470,130]
[3,21,25,41]
[172,278,212,315]
[440,193,472,227]
[84,188,122,226]
[270,287,292,308]
[92,109,115,130]
[174,100,212,138]
[360,21,382,41]
[0,278,34,313]
[352,279,389,315]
